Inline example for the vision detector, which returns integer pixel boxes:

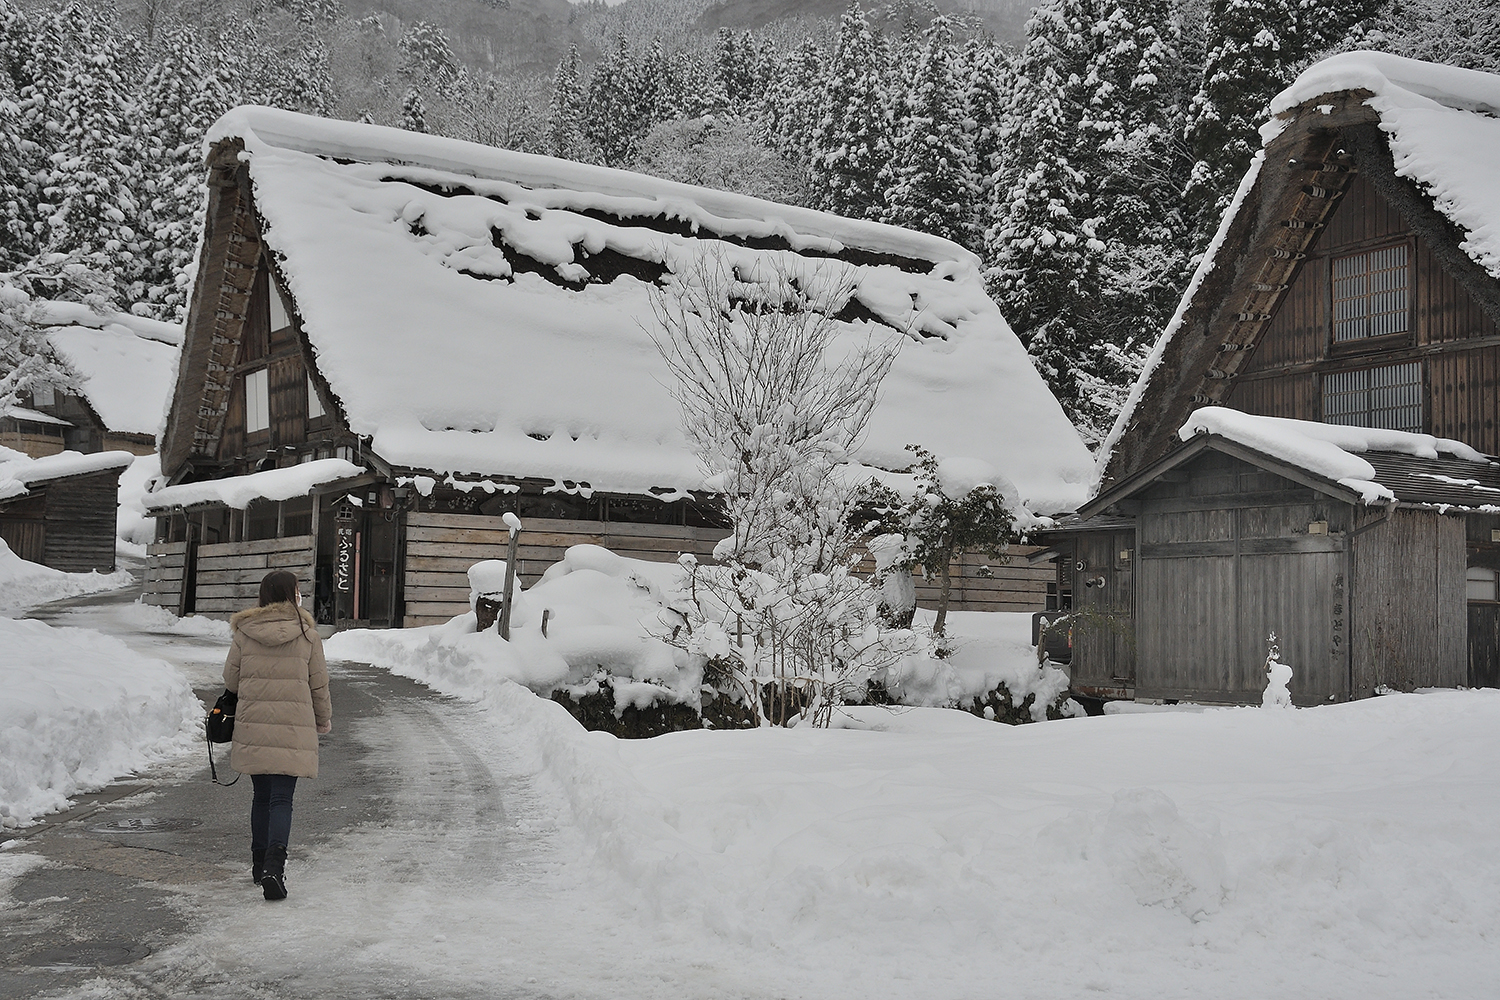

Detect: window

[30,384,54,407]
[1322,362,1422,433]
[269,283,291,332]
[1333,245,1409,342]
[245,368,270,433]
[307,376,325,419]
[1467,566,1497,602]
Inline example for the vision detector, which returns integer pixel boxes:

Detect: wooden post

[499,519,520,641]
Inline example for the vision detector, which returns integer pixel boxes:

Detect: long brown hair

[258,569,309,640]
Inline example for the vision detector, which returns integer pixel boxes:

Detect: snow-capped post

[499,512,523,640]
[1263,630,1293,708]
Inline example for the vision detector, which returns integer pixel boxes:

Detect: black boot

[252,849,266,885]
[262,845,288,901]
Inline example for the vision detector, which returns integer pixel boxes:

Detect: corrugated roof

[1363,451,1500,509]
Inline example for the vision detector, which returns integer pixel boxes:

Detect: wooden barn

[1047,53,1500,704]
[0,307,179,459]
[143,107,1092,628]
[0,448,135,572]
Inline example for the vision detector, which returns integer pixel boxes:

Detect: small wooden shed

[1047,412,1499,705]
[0,449,134,572]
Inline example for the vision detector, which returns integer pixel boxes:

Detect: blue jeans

[250,774,298,851]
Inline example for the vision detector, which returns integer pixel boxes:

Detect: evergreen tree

[958,34,1013,230]
[398,20,460,86]
[1184,0,1381,244]
[136,27,233,318]
[809,3,892,220]
[984,0,1111,441]
[882,16,978,248]
[398,87,427,133]
[759,38,822,176]
[548,44,588,159]
[584,35,646,167]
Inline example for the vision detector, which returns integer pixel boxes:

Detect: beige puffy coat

[223,602,332,778]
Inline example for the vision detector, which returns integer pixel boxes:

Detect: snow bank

[1179,406,1488,504]
[208,106,1092,514]
[143,458,363,511]
[0,617,202,827]
[0,538,134,616]
[335,543,1065,720]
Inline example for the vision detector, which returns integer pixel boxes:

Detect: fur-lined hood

[230,601,317,647]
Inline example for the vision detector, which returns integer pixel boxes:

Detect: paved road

[1,590,534,1000]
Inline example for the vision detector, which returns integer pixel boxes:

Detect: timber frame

[1104,90,1500,488]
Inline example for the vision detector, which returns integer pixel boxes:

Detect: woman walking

[223,569,332,901]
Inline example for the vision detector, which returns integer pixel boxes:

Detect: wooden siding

[1127,453,1354,705]
[1470,604,1500,688]
[191,535,316,617]
[402,512,1057,627]
[17,471,120,573]
[143,541,189,610]
[1350,509,1467,694]
[1227,169,1500,454]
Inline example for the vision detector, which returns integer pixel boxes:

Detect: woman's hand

[317,720,332,735]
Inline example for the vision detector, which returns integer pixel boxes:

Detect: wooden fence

[402,512,728,626]
[191,535,316,617]
[142,541,188,611]
[403,510,1054,627]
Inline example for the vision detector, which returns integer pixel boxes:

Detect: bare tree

[649,250,912,726]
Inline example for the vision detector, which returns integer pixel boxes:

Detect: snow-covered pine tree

[882,16,978,249]
[809,3,892,221]
[1083,0,1191,374]
[398,87,427,133]
[1184,0,1381,246]
[584,35,647,167]
[0,253,113,411]
[714,27,758,110]
[37,4,147,304]
[398,20,461,87]
[758,38,822,178]
[634,37,684,130]
[957,34,1014,246]
[135,28,234,319]
[548,44,589,160]
[984,0,1113,442]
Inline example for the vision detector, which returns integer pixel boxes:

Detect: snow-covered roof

[203,106,1092,514]
[1178,407,1490,505]
[37,304,182,439]
[0,448,134,501]
[1097,52,1500,492]
[1,405,72,427]
[142,458,365,512]
[1264,52,1500,280]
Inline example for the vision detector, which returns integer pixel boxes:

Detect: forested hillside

[0,0,1495,444]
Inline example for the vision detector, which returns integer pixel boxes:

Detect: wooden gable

[1103,91,1500,488]
[160,142,350,483]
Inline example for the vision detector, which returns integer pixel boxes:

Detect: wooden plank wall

[42,472,119,573]
[143,541,188,609]
[1065,531,1136,692]
[1351,509,1467,694]
[192,535,316,617]
[403,511,1057,628]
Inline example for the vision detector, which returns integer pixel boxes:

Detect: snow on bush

[334,542,1073,728]
[0,537,134,615]
[0,617,202,826]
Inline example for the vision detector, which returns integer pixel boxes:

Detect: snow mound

[1098,788,1228,918]
[0,538,134,616]
[0,617,202,826]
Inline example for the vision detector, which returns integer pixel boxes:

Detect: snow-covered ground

[0,537,134,616]
[184,662,1500,999]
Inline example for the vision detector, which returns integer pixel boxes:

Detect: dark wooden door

[1469,603,1500,688]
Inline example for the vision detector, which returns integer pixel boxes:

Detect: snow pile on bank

[331,543,1064,719]
[0,538,134,616]
[0,617,202,827]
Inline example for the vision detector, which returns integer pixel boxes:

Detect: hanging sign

[335,525,355,593]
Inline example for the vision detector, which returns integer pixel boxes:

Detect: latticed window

[1332,244,1409,342]
[1322,362,1423,432]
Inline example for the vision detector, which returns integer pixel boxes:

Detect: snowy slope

[207,107,1093,514]
[43,316,180,439]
